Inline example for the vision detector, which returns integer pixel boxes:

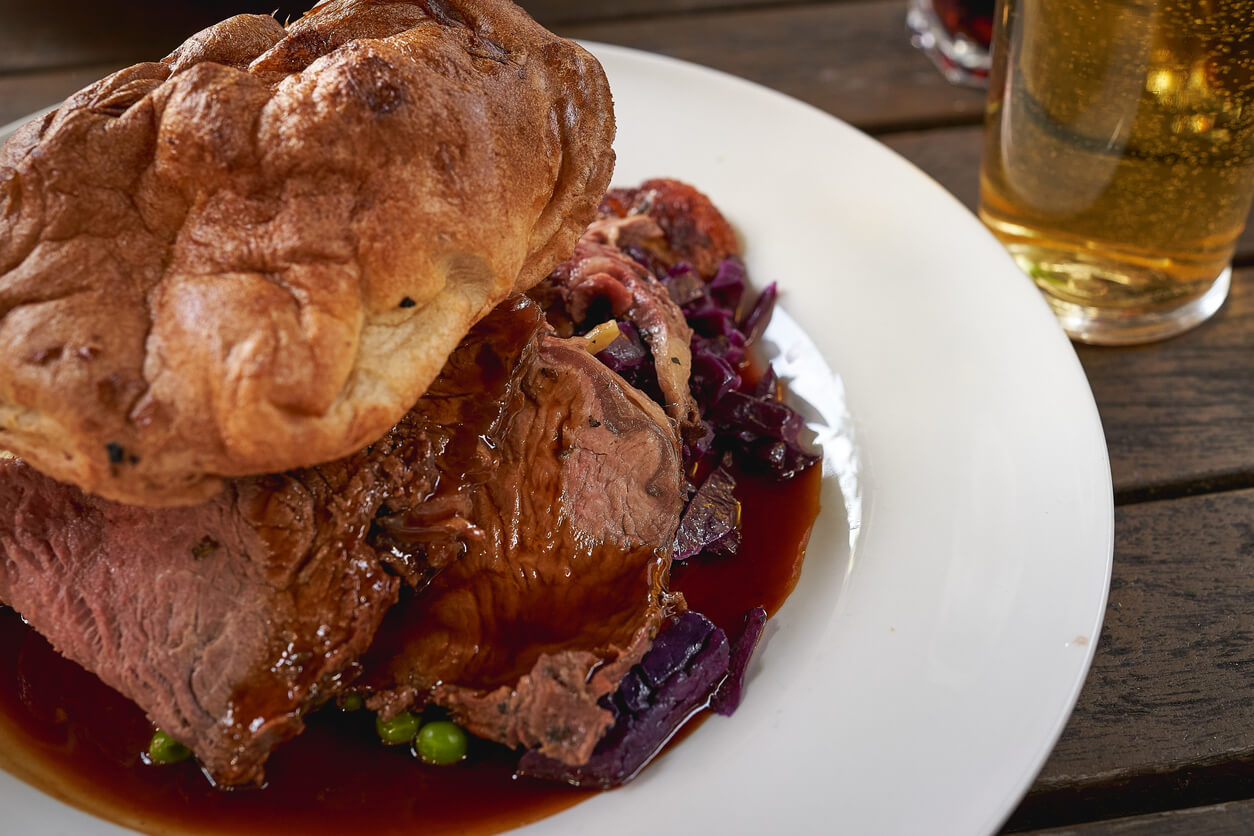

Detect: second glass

[908,0,996,86]
[979,0,1254,344]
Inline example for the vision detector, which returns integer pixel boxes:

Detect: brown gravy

[0,462,821,836]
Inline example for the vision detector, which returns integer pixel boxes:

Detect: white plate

[0,42,1113,836]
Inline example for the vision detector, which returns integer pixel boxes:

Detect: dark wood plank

[524,0,813,24]
[1019,799,1254,836]
[1074,267,1254,501]
[0,0,887,74]
[0,1,233,74]
[557,0,989,133]
[1000,489,1254,831]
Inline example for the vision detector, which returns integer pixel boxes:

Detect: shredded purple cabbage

[711,606,767,716]
[676,258,814,480]
[597,321,648,374]
[597,321,665,404]
[752,365,779,399]
[637,610,718,688]
[584,248,814,481]
[689,345,742,411]
[712,390,807,441]
[516,612,730,789]
[739,282,777,348]
[673,456,740,561]
[708,257,748,316]
[663,262,706,307]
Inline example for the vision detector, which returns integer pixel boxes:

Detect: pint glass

[979,0,1254,344]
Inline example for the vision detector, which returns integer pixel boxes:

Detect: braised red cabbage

[663,262,707,307]
[597,321,649,374]
[708,257,748,315]
[516,612,729,788]
[673,456,740,561]
[739,281,777,348]
[678,258,814,480]
[711,606,767,716]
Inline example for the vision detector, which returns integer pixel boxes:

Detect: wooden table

[5,2,1254,833]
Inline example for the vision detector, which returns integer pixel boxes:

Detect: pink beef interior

[0,296,685,784]
[0,451,403,786]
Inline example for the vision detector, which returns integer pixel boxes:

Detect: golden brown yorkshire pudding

[0,0,615,506]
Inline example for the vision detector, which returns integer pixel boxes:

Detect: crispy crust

[0,0,615,506]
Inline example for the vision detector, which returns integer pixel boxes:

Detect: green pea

[414,720,468,765]
[375,710,420,745]
[337,693,364,712]
[147,729,191,765]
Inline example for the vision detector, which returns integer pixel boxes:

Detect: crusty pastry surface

[0,0,615,505]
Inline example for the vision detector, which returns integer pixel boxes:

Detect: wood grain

[0,1,226,74]
[557,0,989,133]
[1002,489,1254,830]
[523,0,814,23]
[1073,272,1254,502]
[0,0,894,74]
[1018,800,1254,835]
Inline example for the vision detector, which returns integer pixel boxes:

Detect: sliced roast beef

[0,294,686,783]
[358,297,685,767]
[537,223,702,444]
[0,449,405,787]
[532,178,743,452]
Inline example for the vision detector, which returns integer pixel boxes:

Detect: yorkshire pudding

[0,0,614,505]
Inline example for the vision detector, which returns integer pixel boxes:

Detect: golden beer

[979,0,1254,343]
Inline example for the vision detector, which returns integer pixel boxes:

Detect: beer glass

[979,0,1254,344]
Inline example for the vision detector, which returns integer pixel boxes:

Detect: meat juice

[0,463,820,836]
